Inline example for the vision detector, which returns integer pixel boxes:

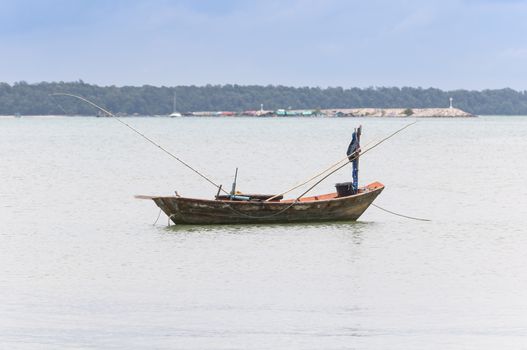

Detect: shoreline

[319,107,476,118]
[0,107,477,118]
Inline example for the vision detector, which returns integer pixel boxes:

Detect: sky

[1,0,526,90]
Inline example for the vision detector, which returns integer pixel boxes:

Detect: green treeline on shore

[1,81,527,115]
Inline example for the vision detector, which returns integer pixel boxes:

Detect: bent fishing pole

[50,93,229,195]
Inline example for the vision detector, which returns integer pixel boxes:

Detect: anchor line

[372,204,431,221]
[50,93,229,195]
[153,208,163,225]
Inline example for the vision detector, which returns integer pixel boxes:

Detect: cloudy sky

[1,0,526,89]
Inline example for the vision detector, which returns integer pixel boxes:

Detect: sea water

[1,116,526,349]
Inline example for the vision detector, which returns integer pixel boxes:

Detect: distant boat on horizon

[169,90,182,117]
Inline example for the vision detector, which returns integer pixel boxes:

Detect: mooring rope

[50,93,229,195]
[372,204,431,221]
[153,208,162,225]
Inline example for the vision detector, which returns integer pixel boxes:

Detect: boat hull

[143,182,384,225]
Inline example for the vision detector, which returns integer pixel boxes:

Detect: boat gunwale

[137,182,384,207]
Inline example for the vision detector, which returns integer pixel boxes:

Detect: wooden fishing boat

[136,181,384,225]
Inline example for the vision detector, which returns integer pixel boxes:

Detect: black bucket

[335,182,355,197]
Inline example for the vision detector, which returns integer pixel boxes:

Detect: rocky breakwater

[324,107,476,118]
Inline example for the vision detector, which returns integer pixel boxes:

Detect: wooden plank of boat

[136,181,384,225]
[215,194,283,201]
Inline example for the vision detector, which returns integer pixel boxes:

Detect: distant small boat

[136,182,384,225]
[169,90,182,117]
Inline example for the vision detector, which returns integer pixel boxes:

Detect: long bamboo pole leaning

[50,93,229,195]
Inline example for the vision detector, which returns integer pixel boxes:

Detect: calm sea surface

[1,116,526,349]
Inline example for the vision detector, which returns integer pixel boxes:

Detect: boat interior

[215,182,384,203]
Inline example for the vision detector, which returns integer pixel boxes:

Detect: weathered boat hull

[140,182,384,225]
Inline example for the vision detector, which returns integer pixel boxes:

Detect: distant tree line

[1,81,527,115]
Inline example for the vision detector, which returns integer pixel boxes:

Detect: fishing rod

[50,93,229,195]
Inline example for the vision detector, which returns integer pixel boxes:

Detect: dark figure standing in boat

[347,126,362,194]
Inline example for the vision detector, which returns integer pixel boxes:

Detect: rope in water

[372,204,431,221]
[153,208,163,225]
[50,93,229,195]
